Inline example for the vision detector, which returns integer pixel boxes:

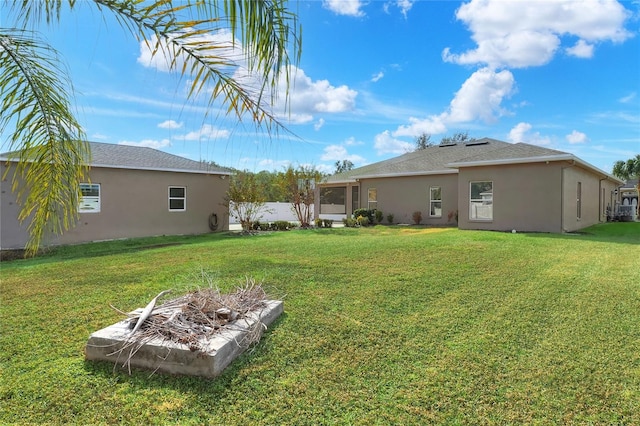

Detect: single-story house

[317,138,624,233]
[1,142,230,250]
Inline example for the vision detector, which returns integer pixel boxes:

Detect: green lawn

[1,223,639,425]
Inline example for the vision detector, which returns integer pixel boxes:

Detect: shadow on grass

[523,221,640,245]
[0,231,241,265]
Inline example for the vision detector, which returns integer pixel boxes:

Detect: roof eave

[350,169,458,180]
[448,154,624,185]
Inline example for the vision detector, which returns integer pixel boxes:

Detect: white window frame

[429,186,442,217]
[367,188,377,210]
[79,183,100,213]
[470,181,493,221]
[169,186,186,211]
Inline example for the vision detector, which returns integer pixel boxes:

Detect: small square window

[79,183,100,213]
[169,186,186,211]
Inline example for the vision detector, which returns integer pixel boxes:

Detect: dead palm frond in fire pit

[107,278,273,374]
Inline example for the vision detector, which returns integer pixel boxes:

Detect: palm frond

[0,29,88,256]
[94,0,301,133]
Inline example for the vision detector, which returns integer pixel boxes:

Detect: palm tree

[613,154,640,217]
[0,0,301,256]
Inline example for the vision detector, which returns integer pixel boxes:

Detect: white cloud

[619,92,637,103]
[443,0,631,68]
[175,124,230,141]
[118,139,171,149]
[393,115,447,138]
[566,40,594,58]
[320,144,367,163]
[396,0,415,18]
[374,130,414,155]
[344,136,364,146]
[371,71,384,83]
[323,0,365,17]
[314,118,325,131]
[393,68,514,138]
[445,68,515,123]
[566,130,589,144]
[282,66,358,120]
[508,122,551,145]
[158,120,183,129]
[91,133,108,140]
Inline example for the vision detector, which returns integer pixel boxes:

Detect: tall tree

[278,165,322,228]
[613,154,640,213]
[334,159,354,174]
[0,0,300,256]
[414,133,433,150]
[226,171,270,232]
[440,131,475,145]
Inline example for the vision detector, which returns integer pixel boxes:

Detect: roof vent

[439,143,457,147]
[464,140,489,147]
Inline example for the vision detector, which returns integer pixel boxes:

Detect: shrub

[343,218,357,227]
[353,208,375,223]
[259,222,270,231]
[323,219,334,228]
[375,210,384,224]
[273,221,291,231]
[357,216,370,227]
[314,218,323,228]
[447,210,458,223]
[412,211,422,225]
[386,213,394,224]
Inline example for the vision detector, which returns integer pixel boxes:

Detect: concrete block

[85,300,283,377]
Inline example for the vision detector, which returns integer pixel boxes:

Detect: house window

[169,186,186,211]
[429,186,442,217]
[368,188,377,210]
[470,181,493,220]
[577,182,582,219]
[79,183,100,213]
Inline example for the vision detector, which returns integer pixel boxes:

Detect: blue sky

[2,0,639,174]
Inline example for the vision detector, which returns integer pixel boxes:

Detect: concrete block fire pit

[85,300,283,378]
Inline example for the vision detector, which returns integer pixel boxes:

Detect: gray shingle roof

[325,137,513,182]
[325,137,622,184]
[1,141,230,175]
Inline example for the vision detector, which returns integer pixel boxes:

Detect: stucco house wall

[457,162,564,233]
[1,143,230,250]
[561,163,618,232]
[319,138,624,234]
[358,174,458,225]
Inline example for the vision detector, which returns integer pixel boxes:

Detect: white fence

[229,202,314,224]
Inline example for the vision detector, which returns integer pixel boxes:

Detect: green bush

[323,219,334,228]
[386,213,394,224]
[273,221,291,231]
[342,217,357,227]
[375,210,384,223]
[357,216,370,226]
[353,208,375,223]
[315,218,323,228]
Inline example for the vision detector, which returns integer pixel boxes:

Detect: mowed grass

[1,223,639,425]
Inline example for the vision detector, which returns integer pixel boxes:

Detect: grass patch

[1,223,639,424]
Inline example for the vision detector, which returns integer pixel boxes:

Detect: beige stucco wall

[457,162,564,233]
[357,174,459,225]
[1,163,229,250]
[561,163,618,232]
